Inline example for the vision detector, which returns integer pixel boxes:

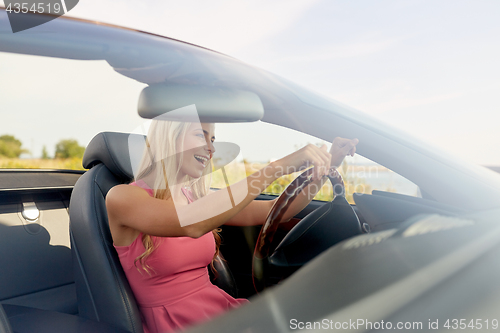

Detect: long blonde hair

[133,120,222,274]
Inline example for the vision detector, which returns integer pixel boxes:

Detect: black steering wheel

[252,167,362,292]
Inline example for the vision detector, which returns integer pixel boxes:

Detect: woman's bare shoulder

[106,184,151,214]
[106,184,187,238]
[106,185,147,245]
[107,184,149,200]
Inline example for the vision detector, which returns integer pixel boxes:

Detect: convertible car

[2,8,500,333]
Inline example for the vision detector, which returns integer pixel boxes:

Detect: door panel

[0,171,82,314]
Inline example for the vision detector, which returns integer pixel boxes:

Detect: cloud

[277,37,400,65]
[1,0,319,54]
[66,0,320,55]
[367,91,463,114]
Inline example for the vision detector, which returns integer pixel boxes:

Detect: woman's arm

[224,138,358,227]
[107,162,281,240]
[107,141,334,240]
[223,176,328,227]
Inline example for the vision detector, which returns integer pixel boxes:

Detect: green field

[0,158,85,170]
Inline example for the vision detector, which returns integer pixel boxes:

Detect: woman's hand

[272,144,332,181]
[271,137,359,181]
[329,137,359,167]
[223,137,359,228]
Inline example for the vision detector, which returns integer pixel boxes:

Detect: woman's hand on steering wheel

[329,137,359,168]
[272,137,359,181]
[272,143,331,181]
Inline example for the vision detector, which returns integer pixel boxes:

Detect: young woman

[106,120,358,332]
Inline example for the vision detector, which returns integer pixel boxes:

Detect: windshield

[2,10,500,208]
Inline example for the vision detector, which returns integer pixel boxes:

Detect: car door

[0,169,82,314]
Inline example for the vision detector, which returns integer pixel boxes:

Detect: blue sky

[1,0,499,165]
[69,0,500,166]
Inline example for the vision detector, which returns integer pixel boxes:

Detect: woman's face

[177,122,216,180]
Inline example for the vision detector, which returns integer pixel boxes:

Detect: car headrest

[82,132,146,181]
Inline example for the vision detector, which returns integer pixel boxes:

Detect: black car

[2,9,500,333]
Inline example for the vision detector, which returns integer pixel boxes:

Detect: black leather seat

[69,132,237,333]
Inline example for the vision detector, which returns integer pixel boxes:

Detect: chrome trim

[22,202,39,222]
[0,186,74,192]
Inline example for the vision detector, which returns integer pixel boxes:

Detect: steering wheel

[252,167,362,292]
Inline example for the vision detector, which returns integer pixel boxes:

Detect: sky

[1,0,499,166]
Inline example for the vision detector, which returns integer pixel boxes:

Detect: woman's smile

[194,154,209,168]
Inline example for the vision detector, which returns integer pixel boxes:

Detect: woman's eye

[196,133,204,138]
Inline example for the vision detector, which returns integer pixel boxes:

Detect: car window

[211,121,420,204]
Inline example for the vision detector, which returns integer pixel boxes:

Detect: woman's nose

[205,141,215,158]
[206,141,216,158]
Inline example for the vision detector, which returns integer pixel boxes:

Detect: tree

[55,139,85,159]
[41,145,50,159]
[0,135,29,158]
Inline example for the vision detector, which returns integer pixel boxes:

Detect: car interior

[0,130,475,333]
[3,8,500,333]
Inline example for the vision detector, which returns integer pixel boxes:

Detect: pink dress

[114,181,249,333]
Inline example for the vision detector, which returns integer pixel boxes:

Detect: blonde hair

[133,120,222,274]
